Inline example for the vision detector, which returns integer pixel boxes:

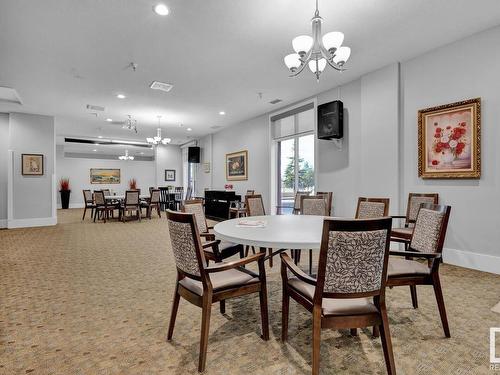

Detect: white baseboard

[57,203,85,209]
[7,216,57,229]
[443,247,500,275]
[0,219,6,229]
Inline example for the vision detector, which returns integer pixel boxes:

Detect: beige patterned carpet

[1,209,499,375]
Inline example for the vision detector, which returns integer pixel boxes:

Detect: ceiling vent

[269,99,282,105]
[210,125,222,130]
[0,87,22,105]
[86,104,105,111]
[150,81,174,92]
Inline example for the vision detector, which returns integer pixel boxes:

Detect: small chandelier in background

[118,150,134,160]
[146,116,171,145]
[122,115,138,133]
[284,0,351,81]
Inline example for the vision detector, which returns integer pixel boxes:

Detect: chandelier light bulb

[292,35,313,56]
[333,46,351,65]
[284,53,301,71]
[308,58,327,73]
[322,31,344,53]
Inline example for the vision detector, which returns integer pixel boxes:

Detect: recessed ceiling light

[187,127,192,132]
[153,3,169,16]
[106,118,113,122]
[140,152,144,155]
[116,94,126,99]
[219,111,226,115]
[93,149,97,152]
[98,135,103,139]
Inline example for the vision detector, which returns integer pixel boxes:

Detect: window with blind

[271,103,315,214]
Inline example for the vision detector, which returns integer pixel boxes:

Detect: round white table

[213,215,325,250]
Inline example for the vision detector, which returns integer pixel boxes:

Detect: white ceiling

[1,0,500,145]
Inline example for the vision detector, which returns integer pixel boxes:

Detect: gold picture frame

[418,98,480,179]
[226,150,248,181]
[90,168,121,184]
[21,154,44,175]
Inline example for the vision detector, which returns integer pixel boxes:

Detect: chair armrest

[390,250,441,259]
[207,225,214,230]
[280,253,317,286]
[202,240,220,249]
[206,253,265,273]
[200,233,215,240]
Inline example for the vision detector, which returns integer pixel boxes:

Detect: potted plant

[59,178,71,209]
[129,178,138,190]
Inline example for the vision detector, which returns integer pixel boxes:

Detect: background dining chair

[119,190,141,222]
[293,191,310,214]
[280,217,395,375]
[182,199,244,265]
[355,197,390,219]
[245,194,274,266]
[316,191,333,215]
[391,193,439,246]
[141,189,161,219]
[298,195,329,274]
[166,210,269,372]
[387,203,451,337]
[93,190,115,223]
[82,189,96,220]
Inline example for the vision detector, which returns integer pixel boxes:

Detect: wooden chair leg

[350,328,358,336]
[167,287,180,340]
[268,248,273,267]
[410,285,418,308]
[281,286,289,341]
[219,300,226,314]
[198,296,212,373]
[309,249,313,275]
[373,325,380,337]
[312,309,321,375]
[432,273,451,338]
[379,306,396,375]
[258,252,269,341]
[245,245,250,257]
[82,207,87,220]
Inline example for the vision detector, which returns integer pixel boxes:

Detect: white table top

[213,215,326,249]
[105,194,149,200]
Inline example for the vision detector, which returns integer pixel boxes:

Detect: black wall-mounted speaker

[317,100,343,139]
[188,146,200,163]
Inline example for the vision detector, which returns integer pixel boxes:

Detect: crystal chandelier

[118,150,134,160]
[146,116,171,145]
[122,115,138,133]
[284,0,351,81]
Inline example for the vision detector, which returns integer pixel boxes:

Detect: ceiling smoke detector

[86,104,105,111]
[150,81,174,93]
[269,99,283,105]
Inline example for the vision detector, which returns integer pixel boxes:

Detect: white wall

[401,26,500,272]
[8,113,56,227]
[0,113,9,227]
[155,144,183,187]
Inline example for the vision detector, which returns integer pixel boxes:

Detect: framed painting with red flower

[418,98,480,179]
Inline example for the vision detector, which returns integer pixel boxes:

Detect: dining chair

[387,203,451,337]
[245,194,274,266]
[355,197,390,219]
[166,210,269,372]
[119,190,141,222]
[316,191,333,215]
[182,199,244,266]
[391,193,439,246]
[281,217,395,375]
[299,195,329,274]
[141,189,161,219]
[293,191,311,214]
[93,190,116,223]
[82,189,96,220]
[102,189,111,196]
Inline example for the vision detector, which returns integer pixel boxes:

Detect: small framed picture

[22,154,44,175]
[226,150,248,181]
[165,169,176,181]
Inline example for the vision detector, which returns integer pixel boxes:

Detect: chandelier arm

[289,48,313,77]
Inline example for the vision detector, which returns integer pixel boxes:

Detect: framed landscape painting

[226,150,248,181]
[418,98,480,179]
[90,168,121,184]
[21,154,44,175]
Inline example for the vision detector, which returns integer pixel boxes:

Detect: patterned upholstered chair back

[300,196,328,216]
[167,210,204,277]
[245,195,266,216]
[150,189,161,204]
[83,189,93,203]
[246,190,255,196]
[317,218,392,297]
[406,193,439,224]
[182,199,208,233]
[293,192,310,211]
[94,191,105,205]
[124,190,140,206]
[410,204,451,254]
[355,198,389,219]
[317,191,333,215]
[102,189,111,196]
